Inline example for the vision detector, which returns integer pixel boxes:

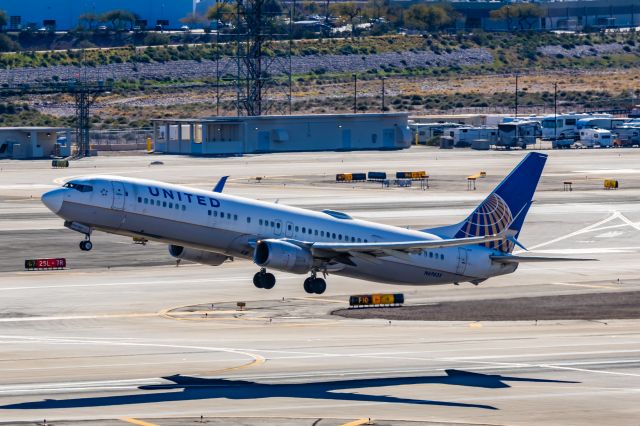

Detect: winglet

[213,176,229,193]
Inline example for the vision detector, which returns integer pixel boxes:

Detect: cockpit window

[63,182,93,192]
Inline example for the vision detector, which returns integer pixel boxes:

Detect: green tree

[78,12,99,30]
[206,3,236,29]
[0,10,8,31]
[100,9,137,31]
[365,0,387,21]
[180,12,207,27]
[0,34,18,52]
[330,2,361,38]
[490,4,544,31]
[404,4,453,32]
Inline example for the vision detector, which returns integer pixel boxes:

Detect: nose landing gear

[253,268,276,289]
[79,237,93,251]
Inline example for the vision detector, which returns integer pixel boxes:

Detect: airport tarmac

[1,147,640,425]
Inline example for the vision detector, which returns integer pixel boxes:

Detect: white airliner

[41,152,583,294]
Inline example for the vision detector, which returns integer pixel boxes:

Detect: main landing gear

[79,236,93,251]
[253,268,276,289]
[303,272,326,295]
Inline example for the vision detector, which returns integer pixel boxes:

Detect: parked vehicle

[578,128,613,148]
[497,120,541,149]
[408,122,460,145]
[541,113,611,140]
[576,117,627,131]
[446,126,498,148]
[614,125,640,147]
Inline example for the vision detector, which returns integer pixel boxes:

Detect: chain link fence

[88,128,153,151]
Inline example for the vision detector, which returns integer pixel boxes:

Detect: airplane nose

[41,189,64,214]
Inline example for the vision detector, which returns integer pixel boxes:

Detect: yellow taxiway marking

[550,282,621,290]
[292,296,347,304]
[340,419,371,426]
[120,418,159,426]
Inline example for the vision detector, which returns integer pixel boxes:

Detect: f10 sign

[25,258,66,270]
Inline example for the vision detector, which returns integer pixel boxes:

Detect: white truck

[578,128,613,148]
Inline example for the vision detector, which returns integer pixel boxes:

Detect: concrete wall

[2,0,194,30]
[153,114,412,156]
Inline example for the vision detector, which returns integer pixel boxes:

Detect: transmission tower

[229,0,293,116]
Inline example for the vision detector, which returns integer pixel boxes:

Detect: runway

[1,148,640,425]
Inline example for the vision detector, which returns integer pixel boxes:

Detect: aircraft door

[273,219,282,236]
[111,181,126,210]
[456,248,469,275]
[284,221,293,237]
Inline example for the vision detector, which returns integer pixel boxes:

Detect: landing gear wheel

[303,277,313,294]
[253,272,264,288]
[79,240,93,251]
[311,278,326,295]
[262,273,276,289]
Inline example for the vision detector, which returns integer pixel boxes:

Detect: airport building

[0,127,71,159]
[152,113,412,156]
[1,0,195,31]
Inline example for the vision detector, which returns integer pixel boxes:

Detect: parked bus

[541,113,611,140]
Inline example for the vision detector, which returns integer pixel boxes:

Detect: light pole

[554,82,558,141]
[514,72,519,119]
[381,77,386,112]
[353,74,357,114]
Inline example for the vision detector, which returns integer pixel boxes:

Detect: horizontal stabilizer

[490,255,597,264]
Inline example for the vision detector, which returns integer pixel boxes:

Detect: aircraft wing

[490,255,597,264]
[311,234,504,256]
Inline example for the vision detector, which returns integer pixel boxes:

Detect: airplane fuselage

[43,175,517,286]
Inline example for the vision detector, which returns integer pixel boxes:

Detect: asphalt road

[1,147,640,425]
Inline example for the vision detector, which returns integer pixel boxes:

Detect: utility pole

[514,72,519,118]
[353,74,357,114]
[381,77,386,112]
[554,82,558,141]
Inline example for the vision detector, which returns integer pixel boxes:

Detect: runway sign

[25,258,66,270]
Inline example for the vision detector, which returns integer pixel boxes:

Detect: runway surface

[1,148,640,425]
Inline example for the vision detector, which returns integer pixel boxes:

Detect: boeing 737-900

[41,152,581,294]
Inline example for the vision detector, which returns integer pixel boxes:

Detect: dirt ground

[334,290,640,321]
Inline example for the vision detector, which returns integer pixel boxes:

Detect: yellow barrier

[146,137,153,152]
[604,179,619,190]
[336,173,353,182]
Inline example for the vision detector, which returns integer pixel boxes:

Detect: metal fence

[88,129,153,151]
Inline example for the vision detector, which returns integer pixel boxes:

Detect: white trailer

[576,117,627,131]
[541,113,611,140]
[446,126,498,147]
[614,125,640,147]
[578,128,613,148]
[408,122,460,144]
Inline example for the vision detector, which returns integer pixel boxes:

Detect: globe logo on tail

[456,193,514,252]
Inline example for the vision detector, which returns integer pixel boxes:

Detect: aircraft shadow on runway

[2,369,578,411]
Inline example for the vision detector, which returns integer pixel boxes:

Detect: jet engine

[253,239,314,274]
[168,245,229,266]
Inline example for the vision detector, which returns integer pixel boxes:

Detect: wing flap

[491,255,597,264]
[311,234,504,255]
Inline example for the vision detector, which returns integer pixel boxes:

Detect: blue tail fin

[429,152,547,253]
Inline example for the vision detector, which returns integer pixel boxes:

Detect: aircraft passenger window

[150,199,155,205]
[163,201,167,207]
[321,231,325,237]
[295,226,299,232]
[315,230,318,236]
[259,219,263,225]
[351,237,355,242]
[441,254,444,260]
[227,213,232,219]
[288,224,292,230]
[364,239,368,243]
[308,229,312,235]
[175,204,179,210]
[429,252,433,258]
[332,233,336,239]
[276,223,281,229]
[338,234,342,240]
[144,198,148,204]
[270,221,275,227]
[137,197,142,203]
[247,217,251,223]
[182,205,186,211]
[208,210,211,216]
[357,238,361,242]
[169,203,173,208]
[234,214,238,221]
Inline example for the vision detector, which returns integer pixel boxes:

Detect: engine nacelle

[168,245,229,266]
[253,239,314,274]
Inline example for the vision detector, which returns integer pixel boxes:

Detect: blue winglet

[213,176,229,193]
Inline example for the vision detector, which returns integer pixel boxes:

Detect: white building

[153,113,412,155]
[1,0,195,30]
[0,127,72,159]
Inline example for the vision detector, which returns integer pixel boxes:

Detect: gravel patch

[0,48,492,85]
[334,290,640,321]
[537,42,632,58]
